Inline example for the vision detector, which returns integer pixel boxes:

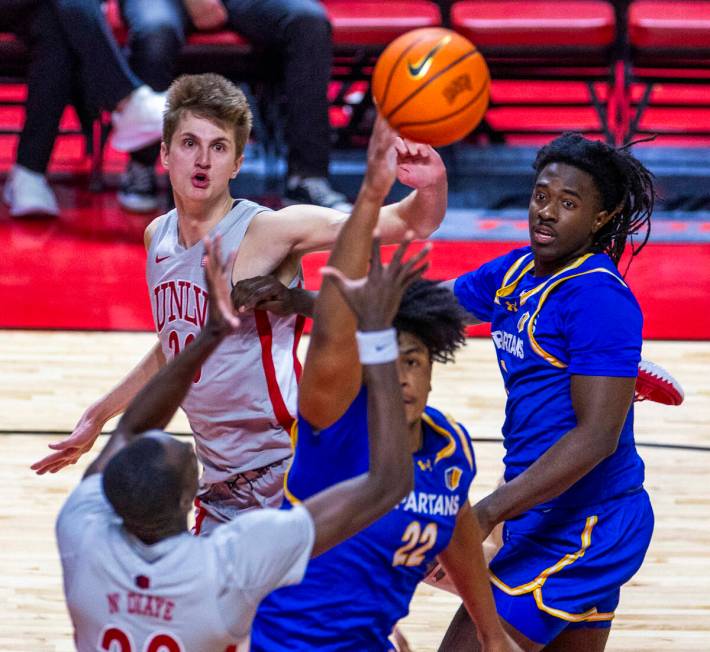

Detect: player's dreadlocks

[533,131,656,267]
[394,280,467,364]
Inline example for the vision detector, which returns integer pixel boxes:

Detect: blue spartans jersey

[454,247,653,645]
[454,246,645,512]
[251,388,476,651]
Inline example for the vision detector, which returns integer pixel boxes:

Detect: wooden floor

[0,332,708,651]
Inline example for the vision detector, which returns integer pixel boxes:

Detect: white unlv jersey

[146,200,304,484]
[57,475,314,652]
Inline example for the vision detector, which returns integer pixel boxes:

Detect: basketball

[372,27,490,147]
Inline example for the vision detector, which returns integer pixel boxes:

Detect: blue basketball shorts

[488,488,654,645]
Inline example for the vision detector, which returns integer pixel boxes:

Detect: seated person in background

[114,0,348,213]
[1,0,165,217]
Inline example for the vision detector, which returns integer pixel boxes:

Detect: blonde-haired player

[57,132,429,648]
[35,73,448,534]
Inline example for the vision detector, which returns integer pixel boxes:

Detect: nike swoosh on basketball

[407,35,452,79]
[155,254,170,263]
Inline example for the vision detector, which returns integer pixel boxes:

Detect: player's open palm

[395,137,446,190]
[203,235,240,335]
[31,409,103,474]
[321,232,430,330]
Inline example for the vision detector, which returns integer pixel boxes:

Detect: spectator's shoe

[111,85,166,152]
[2,164,59,218]
[118,161,159,213]
[285,176,353,212]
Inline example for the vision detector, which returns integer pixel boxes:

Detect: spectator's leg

[116,0,188,212]
[223,0,347,209]
[120,0,187,159]
[48,0,168,153]
[0,1,66,216]
[49,0,140,110]
[16,2,73,175]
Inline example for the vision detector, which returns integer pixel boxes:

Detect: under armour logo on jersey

[445,466,462,491]
[505,300,518,312]
[417,459,433,472]
[135,575,150,589]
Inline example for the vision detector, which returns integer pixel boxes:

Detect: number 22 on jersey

[393,521,438,567]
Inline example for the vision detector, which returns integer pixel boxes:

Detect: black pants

[0,0,141,173]
[50,0,141,111]
[1,0,73,173]
[119,0,332,177]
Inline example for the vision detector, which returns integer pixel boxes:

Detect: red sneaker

[635,359,684,405]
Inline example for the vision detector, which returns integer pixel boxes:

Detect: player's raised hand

[364,114,399,199]
[395,137,446,190]
[203,235,240,335]
[321,232,430,331]
[232,275,314,317]
[31,408,103,475]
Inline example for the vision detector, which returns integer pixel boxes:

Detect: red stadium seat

[322,1,442,146]
[324,1,442,46]
[449,1,619,143]
[452,1,615,51]
[625,1,710,142]
[629,1,710,51]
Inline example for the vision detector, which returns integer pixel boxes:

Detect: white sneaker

[111,85,166,152]
[2,165,59,217]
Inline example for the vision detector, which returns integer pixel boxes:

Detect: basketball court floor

[1,333,708,650]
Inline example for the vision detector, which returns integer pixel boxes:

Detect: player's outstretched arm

[81,236,240,478]
[303,237,428,557]
[237,134,446,278]
[475,374,635,540]
[232,275,316,318]
[31,343,166,475]
[438,502,521,652]
[376,137,448,240]
[31,220,172,475]
[298,115,400,429]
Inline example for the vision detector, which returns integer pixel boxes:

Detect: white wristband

[356,328,398,365]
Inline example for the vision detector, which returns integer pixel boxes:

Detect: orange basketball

[372,28,490,147]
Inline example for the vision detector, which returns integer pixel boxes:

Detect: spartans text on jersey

[397,491,460,516]
[491,329,525,359]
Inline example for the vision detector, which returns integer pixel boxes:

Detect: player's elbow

[599,431,621,458]
[584,423,622,461]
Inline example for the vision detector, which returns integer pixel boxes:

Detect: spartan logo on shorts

[445,466,462,492]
